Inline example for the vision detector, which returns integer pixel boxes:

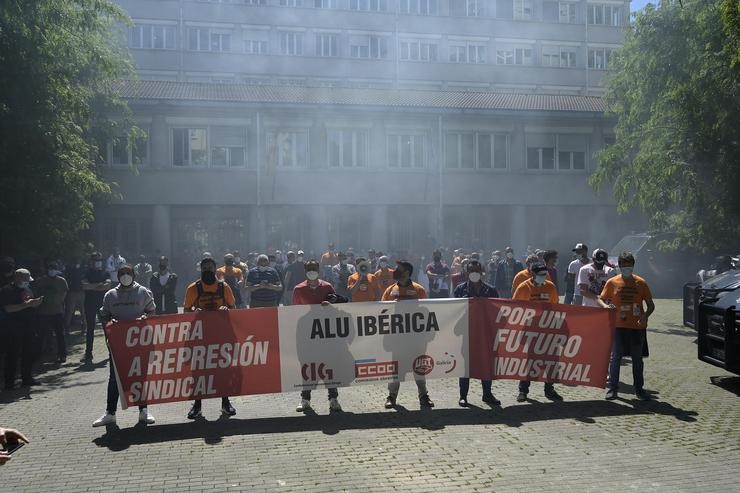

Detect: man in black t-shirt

[80,252,111,364]
[2,269,43,389]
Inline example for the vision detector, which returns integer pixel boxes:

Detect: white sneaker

[92,412,116,427]
[296,399,311,412]
[138,408,155,424]
[329,398,342,412]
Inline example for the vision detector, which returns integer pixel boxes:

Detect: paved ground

[1,299,738,492]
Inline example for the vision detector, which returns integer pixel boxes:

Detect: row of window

[130,25,615,68]
[199,0,624,26]
[107,126,591,172]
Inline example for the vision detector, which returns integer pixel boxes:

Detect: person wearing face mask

[543,250,559,292]
[495,246,524,298]
[32,262,69,363]
[2,269,44,389]
[331,252,356,300]
[292,260,347,412]
[320,243,338,281]
[283,251,307,306]
[512,254,554,294]
[426,249,451,299]
[487,250,502,286]
[374,255,395,293]
[105,248,126,285]
[134,255,153,291]
[565,243,589,305]
[217,253,244,308]
[63,256,87,335]
[381,260,434,409]
[150,256,178,315]
[246,254,283,309]
[348,258,382,302]
[577,248,616,308]
[183,258,237,419]
[81,252,112,364]
[93,264,156,427]
[598,252,655,401]
[512,262,561,402]
[454,260,501,407]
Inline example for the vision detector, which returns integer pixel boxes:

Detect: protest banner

[105,299,615,409]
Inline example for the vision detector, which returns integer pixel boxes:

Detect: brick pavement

[1,299,739,492]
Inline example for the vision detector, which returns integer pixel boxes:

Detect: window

[559,2,577,23]
[588,4,622,26]
[211,127,246,168]
[188,28,231,52]
[450,42,486,63]
[513,0,533,20]
[588,47,613,69]
[450,0,484,16]
[316,33,338,57]
[557,134,588,170]
[527,134,586,171]
[542,45,576,67]
[446,132,508,169]
[350,0,388,11]
[267,131,309,168]
[468,44,486,64]
[350,35,387,59]
[172,128,208,167]
[109,132,148,166]
[400,0,437,15]
[314,0,338,8]
[496,47,532,65]
[244,0,266,5]
[280,32,304,55]
[387,134,425,168]
[400,39,438,61]
[130,24,176,50]
[558,150,586,170]
[280,0,303,6]
[496,0,513,19]
[328,129,368,168]
[449,44,467,63]
[245,39,268,54]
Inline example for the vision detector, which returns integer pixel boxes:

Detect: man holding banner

[182,258,237,419]
[93,264,156,428]
[512,262,563,403]
[381,260,434,409]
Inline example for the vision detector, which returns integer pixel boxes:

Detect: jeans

[388,378,427,397]
[518,380,555,394]
[64,290,87,332]
[107,354,145,414]
[39,314,66,359]
[3,324,36,387]
[84,300,101,357]
[459,378,492,399]
[301,388,338,400]
[608,328,646,392]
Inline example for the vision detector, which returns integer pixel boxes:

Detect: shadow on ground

[92,398,698,452]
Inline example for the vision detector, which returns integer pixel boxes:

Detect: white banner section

[278,299,469,392]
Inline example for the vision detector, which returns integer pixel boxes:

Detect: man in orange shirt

[348,257,381,302]
[381,260,434,409]
[183,257,237,420]
[216,253,244,307]
[599,252,655,401]
[320,242,338,281]
[512,262,562,402]
[374,255,395,293]
[511,254,553,294]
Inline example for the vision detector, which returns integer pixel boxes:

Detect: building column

[510,205,527,256]
[152,204,171,257]
[249,206,267,251]
[151,114,168,167]
[370,205,389,251]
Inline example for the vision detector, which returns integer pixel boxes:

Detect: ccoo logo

[302,362,334,381]
[413,354,434,376]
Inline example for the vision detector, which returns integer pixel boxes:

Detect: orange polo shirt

[382,282,428,301]
[600,274,653,329]
[348,272,382,302]
[513,279,559,304]
[511,268,553,293]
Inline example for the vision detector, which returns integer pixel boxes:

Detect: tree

[0,0,135,261]
[591,0,740,252]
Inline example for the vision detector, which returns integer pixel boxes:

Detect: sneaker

[329,397,342,412]
[138,408,155,424]
[187,401,202,420]
[544,388,563,401]
[635,389,651,401]
[92,412,116,427]
[516,392,528,402]
[482,394,501,406]
[22,379,41,387]
[80,354,92,364]
[419,393,434,408]
[458,398,469,407]
[605,389,618,400]
[384,395,397,409]
[221,398,236,416]
[296,399,311,412]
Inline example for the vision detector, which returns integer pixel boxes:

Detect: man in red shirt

[292,260,345,413]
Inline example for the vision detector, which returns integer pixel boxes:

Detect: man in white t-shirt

[577,248,615,307]
[566,243,589,305]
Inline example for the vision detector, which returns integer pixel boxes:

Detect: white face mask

[119,274,134,287]
[17,281,30,289]
[306,271,320,281]
[379,261,388,268]
[620,266,634,277]
[94,261,103,269]
[506,253,514,260]
[468,272,482,283]
[534,274,547,285]
[297,256,304,262]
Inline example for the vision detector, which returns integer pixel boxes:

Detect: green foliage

[0,0,135,259]
[591,0,740,252]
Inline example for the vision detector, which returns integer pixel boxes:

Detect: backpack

[194,280,226,311]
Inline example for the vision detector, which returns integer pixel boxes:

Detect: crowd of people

[0,240,655,429]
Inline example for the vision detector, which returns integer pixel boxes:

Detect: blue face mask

[620,267,634,277]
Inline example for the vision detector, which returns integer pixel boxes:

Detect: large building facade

[97,0,639,273]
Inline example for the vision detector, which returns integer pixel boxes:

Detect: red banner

[468,298,615,388]
[104,309,282,409]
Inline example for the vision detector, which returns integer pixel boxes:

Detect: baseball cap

[572,243,588,252]
[16,268,34,281]
[530,263,548,275]
[297,250,304,255]
[592,249,609,262]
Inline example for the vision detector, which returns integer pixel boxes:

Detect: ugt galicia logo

[413,354,434,375]
[301,362,333,382]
